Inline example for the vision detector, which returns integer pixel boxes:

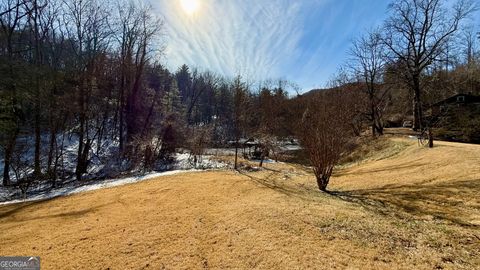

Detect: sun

[180,0,200,15]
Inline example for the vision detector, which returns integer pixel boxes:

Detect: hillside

[0,138,479,269]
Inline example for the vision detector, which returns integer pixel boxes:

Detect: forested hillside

[0,0,299,188]
[1,0,479,194]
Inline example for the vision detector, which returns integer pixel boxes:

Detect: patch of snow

[249,158,280,164]
[0,169,197,206]
[204,148,237,156]
[174,153,229,170]
[279,145,302,151]
[0,151,228,205]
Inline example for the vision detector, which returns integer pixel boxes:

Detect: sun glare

[180,0,200,15]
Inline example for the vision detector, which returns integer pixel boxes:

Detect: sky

[151,0,479,92]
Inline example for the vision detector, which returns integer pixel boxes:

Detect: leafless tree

[62,0,111,180]
[350,30,389,137]
[0,0,29,186]
[114,0,163,151]
[383,0,476,133]
[23,0,49,177]
[327,68,366,137]
[10,137,33,199]
[232,75,248,170]
[187,125,212,168]
[461,27,478,65]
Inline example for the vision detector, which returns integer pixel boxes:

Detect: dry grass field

[0,138,479,269]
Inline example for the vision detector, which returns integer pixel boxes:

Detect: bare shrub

[10,138,36,199]
[255,135,281,167]
[186,125,213,168]
[297,90,357,192]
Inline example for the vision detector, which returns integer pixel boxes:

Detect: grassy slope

[0,138,479,269]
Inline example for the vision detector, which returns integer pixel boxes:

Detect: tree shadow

[0,199,54,219]
[237,169,322,202]
[0,197,114,222]
[330,179,480,227]
[334,160,428,177]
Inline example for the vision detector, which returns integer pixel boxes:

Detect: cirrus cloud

[151,0,390,91]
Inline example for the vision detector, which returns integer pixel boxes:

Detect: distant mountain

[299,82,369,98]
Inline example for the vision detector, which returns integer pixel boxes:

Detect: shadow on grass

[0,199,55,219]
[237,169,323,202]
[0,197,113,222]
[330,179,480,227]
[334,160,428,177]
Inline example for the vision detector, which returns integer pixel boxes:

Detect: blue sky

[151,0,479,92]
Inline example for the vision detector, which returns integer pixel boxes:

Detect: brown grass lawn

[0,138,479,269]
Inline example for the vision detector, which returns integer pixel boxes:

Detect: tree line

[0,0,297,188]
[1,0,479,193]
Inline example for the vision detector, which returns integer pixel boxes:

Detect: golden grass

[0,138,479,269]
[339,136,411,166]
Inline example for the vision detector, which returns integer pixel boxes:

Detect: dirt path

[0,139,479,269]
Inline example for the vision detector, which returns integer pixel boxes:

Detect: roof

[432,93,480,107]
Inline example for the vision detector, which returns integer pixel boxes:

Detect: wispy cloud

[153,0,310,81]
[151,0,389,91]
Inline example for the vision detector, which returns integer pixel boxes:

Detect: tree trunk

[76,139,91,181]
[412,76,423,131]
[76,135,85,181]
[125,40,147,145]
[371,99,377,137]
[428,127,434,148]
[375,117,384,135]
[3,22,18,187]
[3,139,14,186]
[33,0,42,178]
[34,83,41,177]
[376,126,384,135]
[316,175,329,192]
[259,147,268,167]
[3,117,19,185]
[76,84,86,181]
[47,128,55,175]
[119,73,125,153]
[315,166,334,192]
[234,141,239,170]
[413,97,422,131]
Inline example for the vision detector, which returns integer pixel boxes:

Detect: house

[431,93,480,116]
[430,93,480,143]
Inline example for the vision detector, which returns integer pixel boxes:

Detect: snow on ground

[175,153,229,170]
[279,144,302,151]
[0,137,299,205]
[0,170,197,206]
[0,133,121,181]
[0,152,228,205]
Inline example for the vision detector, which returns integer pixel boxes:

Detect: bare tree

[23,0,48,177]
[186,125,212,168]
[461,27,478,65]
[232,75,247,170]
[297,90,356,192]
[62,0,111,180]
[116,0,163,150]
[383,0,475,133]
[350,30,388,137]
[0,0,29,186]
